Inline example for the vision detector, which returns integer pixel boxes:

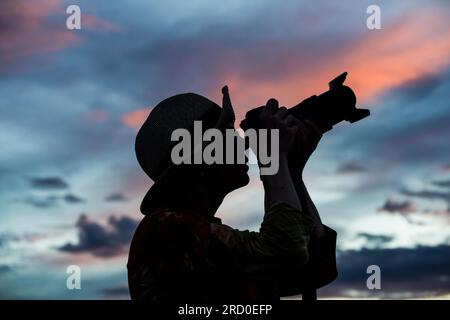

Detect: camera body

[240,72,370,133]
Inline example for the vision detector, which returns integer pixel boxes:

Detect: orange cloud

[0,0,121,69]
[120,7,450,129]
[0,0,77,62]
[338,8,450,103]
[211,8,450,120]
[0,0,78,64]
[121,108,150,129]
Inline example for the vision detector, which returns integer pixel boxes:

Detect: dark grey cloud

[378,113,450,167]
[105,193,128,202]
[63,194,85,204]
[377,183,450,223]
[401,188,450,207]
[378,199,417,215]
[432,180,450,188]
[1,0,356,105]
[336,163,367,174]
[24,193,85,208]
[29,177,68,190]
[320,244,450,298]
[391,72,447,102]
[0,233,19,248]
[357,233,394,248]
[59,214,138,257]
[24,195,60,209]
[335,67,450,173]
[0,265,12,275]
[0,235,8,248]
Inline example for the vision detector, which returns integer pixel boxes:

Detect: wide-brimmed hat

[135,86,235,214]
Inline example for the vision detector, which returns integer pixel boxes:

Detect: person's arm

[210,201,313,275]
[258,98,302,212]
[289,165,325,236]
[210,98,315,274]
[264,106,337,293]
[278,125,338,297]
[262,156,301,212]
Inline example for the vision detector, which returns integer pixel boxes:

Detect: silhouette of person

[127,87,337,301]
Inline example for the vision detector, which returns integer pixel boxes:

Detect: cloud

[336,163,367,174]
[335,8,450,103]
[27,177,84,206]
[0,237,6,248]
[0,233,19,248]
[378,199,417,215]
[0,0,78,66]
[401,188,450,207]
[432,180,450,188]
[83,108,109,123]
[66,1,450,129]
[207,6,450,118]
[320,244,450,298]
[391,72,447,101]
[24,195,60,209]
[377,112,450,166]
[59,214,138,257]
[121,108,150,129]
[357,233,394,249]
[0,265,12,275]
[0,0,122,70]
[375,180,450,224]
[29,177,68,189]
[24,193,84,208]
[105,193,128,202]
[63,194,85,204]
[423,209,450,218]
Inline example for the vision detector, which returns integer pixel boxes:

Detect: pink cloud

[121,108,150,129]
[0,0,78,64]
[209,8,450,120]
[119,7,450,131]
[0,0,121,69]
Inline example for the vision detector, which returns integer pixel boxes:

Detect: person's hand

[258,98,299,156]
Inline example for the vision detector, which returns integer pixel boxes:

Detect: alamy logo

[366,264,381,290]
[66,265,81,290]
[171,121,280,175]
[66,5,81,30]
[366,5,381,30]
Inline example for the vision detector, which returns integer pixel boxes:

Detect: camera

[240,72,370,133]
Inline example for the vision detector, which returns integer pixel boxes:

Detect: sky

[1,0,450,299]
